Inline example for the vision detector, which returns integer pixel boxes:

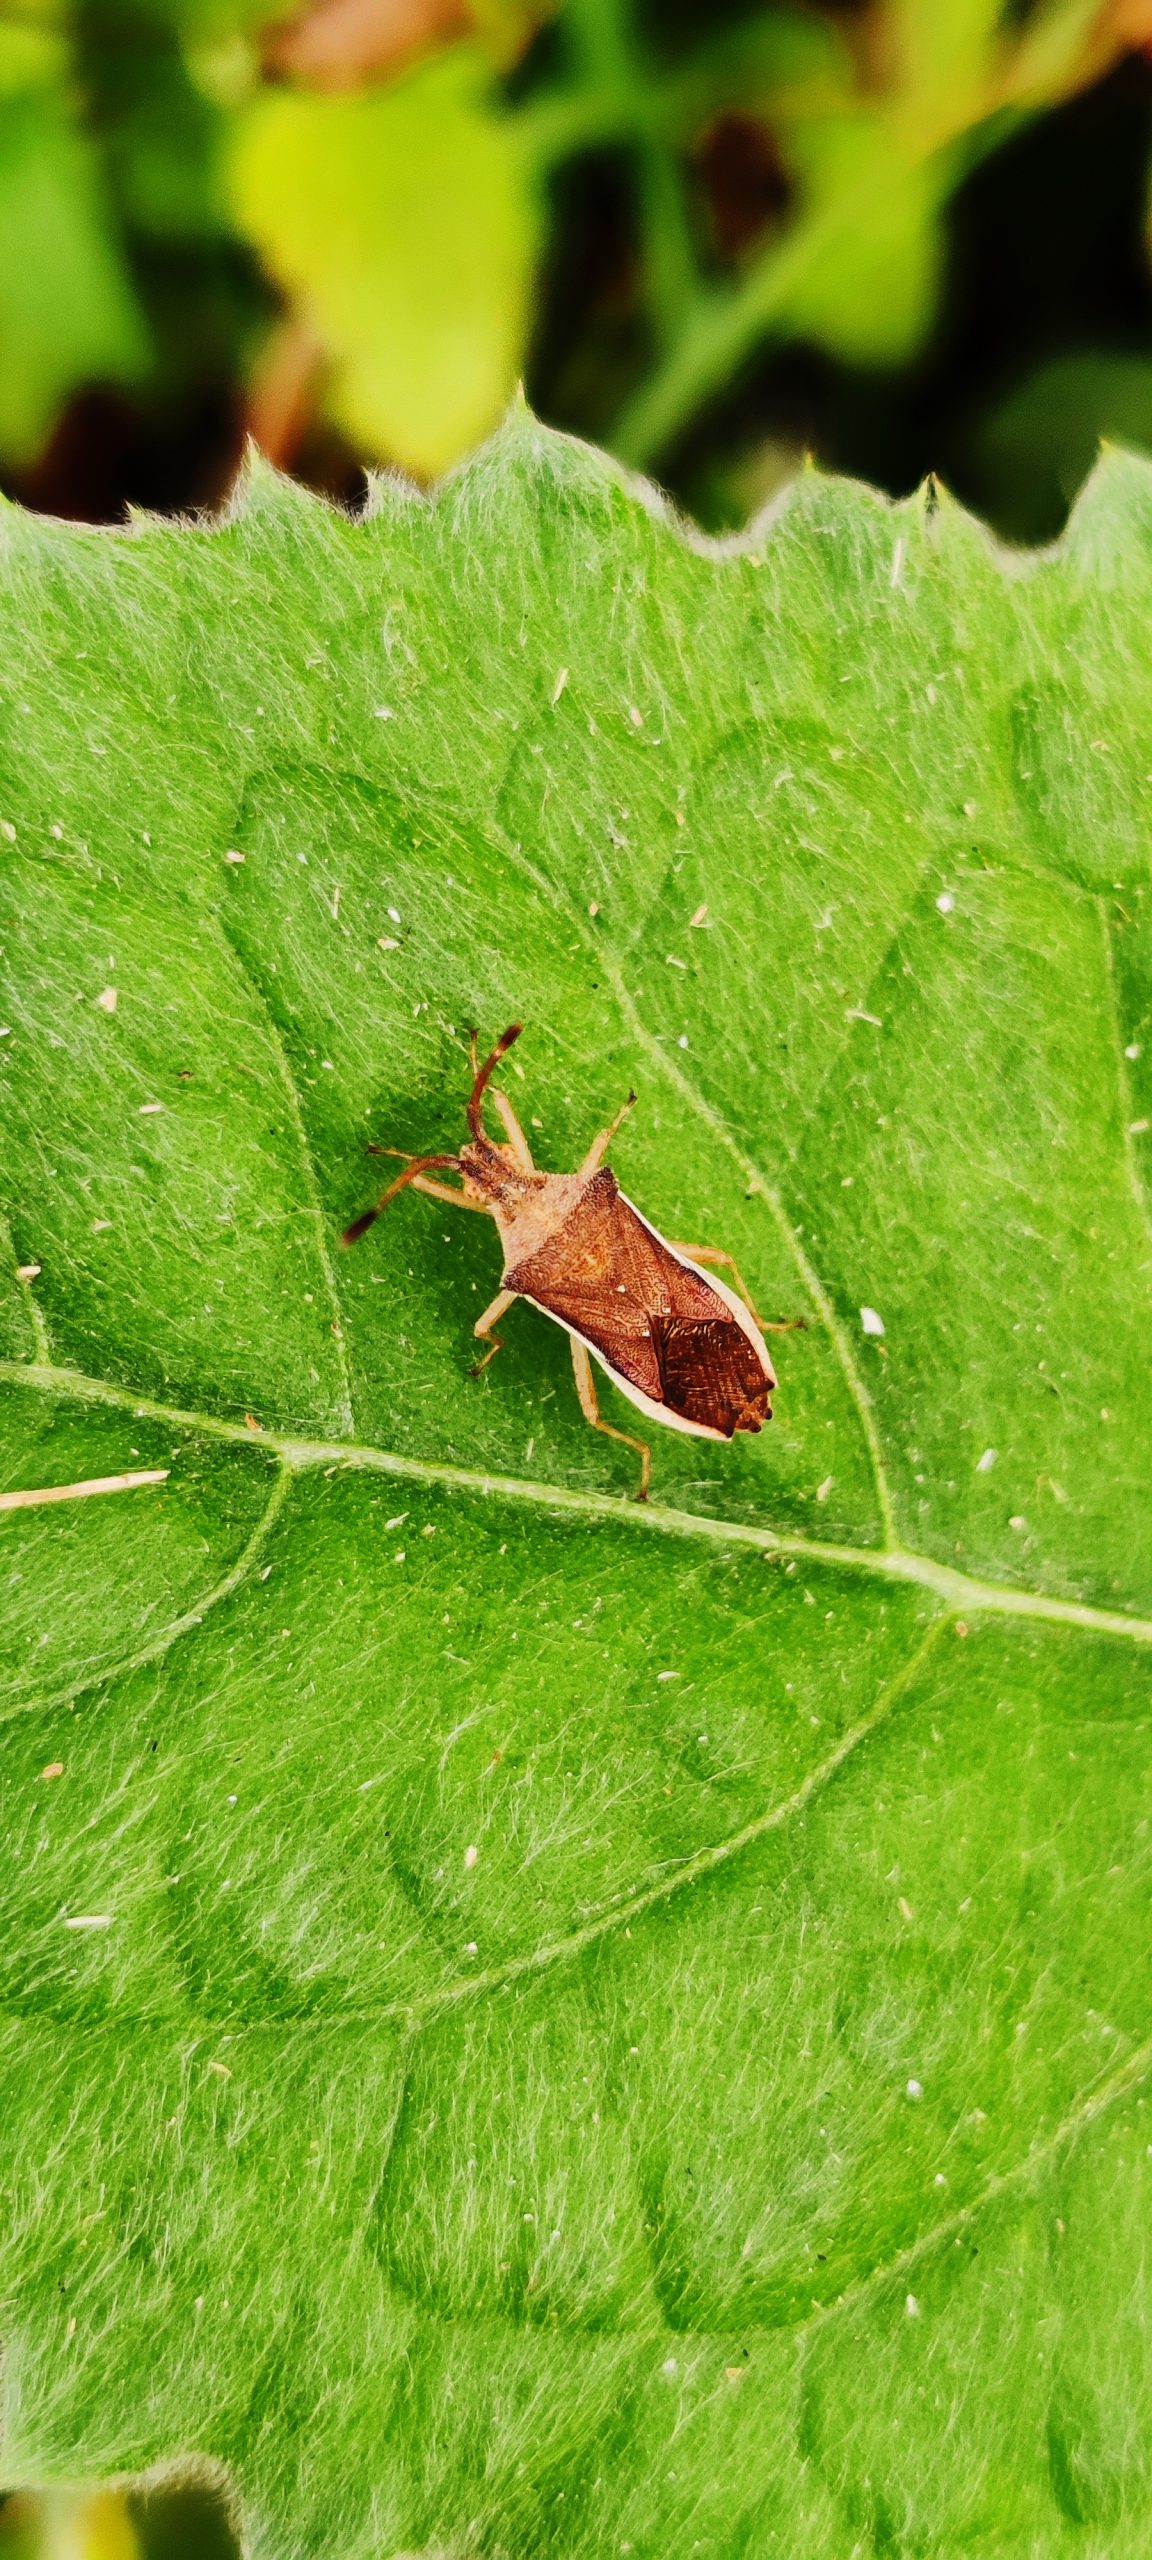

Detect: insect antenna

[467,1023,522,1143]
[340,1154,460,1248]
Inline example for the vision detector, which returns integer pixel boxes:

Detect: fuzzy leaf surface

[1,422,1152,2558]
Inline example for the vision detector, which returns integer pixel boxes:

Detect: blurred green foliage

[0,0,1150,532]
[1,2476,240,2560]
[233,44,535,472]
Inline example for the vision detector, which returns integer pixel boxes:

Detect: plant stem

[611,101,1022,469]
[558,0,701,352]
[612,214,829,468]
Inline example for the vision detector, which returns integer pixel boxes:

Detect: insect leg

[365,1146,490,1213]
[341,1156,460,1248]
[577,1088,638,1180]
[470,1286,517,1376]
[569,1337,651,1501]
[668,1245,806,1334]
[410,1175,490,1211]
[490,1087,536,1171]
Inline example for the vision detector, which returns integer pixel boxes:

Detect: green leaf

[884,0,1004,117]
[1,418,1152,2556]
[776,113,946,367]
[229,49,538,476]
[0,87,148,462]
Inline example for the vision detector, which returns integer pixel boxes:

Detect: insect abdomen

[655,1311,771,1436]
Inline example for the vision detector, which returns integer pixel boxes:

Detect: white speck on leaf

[935,891,955,913]
[95,987,118,1012]
[464,1844,478,1869]
[906,2078,923,2100]
[816,1475,833,1502]
[976,1447,997,1472]
[905,2294,921,2319]
[860,1306,885,1337]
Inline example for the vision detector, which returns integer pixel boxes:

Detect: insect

[341,1025,795,1499]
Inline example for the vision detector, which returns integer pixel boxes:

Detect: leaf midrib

[3,1360,1152,1645]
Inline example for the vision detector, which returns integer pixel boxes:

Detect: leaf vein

[3,1362,1152,1642]
[600,955,898,1547]
[1097,895,1152,1258]
[493,821,897,1546]
[0,1460,294,1731]
[213,911,355,1437]
[385,1617,948,2029]
[804,2028,1152,2341]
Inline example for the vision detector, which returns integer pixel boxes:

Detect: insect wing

[508,1171,773,1437]
[653,1308,770,1434]
[506,1171,672,1402]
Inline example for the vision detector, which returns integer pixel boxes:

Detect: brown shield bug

[342,1025,796,1499]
